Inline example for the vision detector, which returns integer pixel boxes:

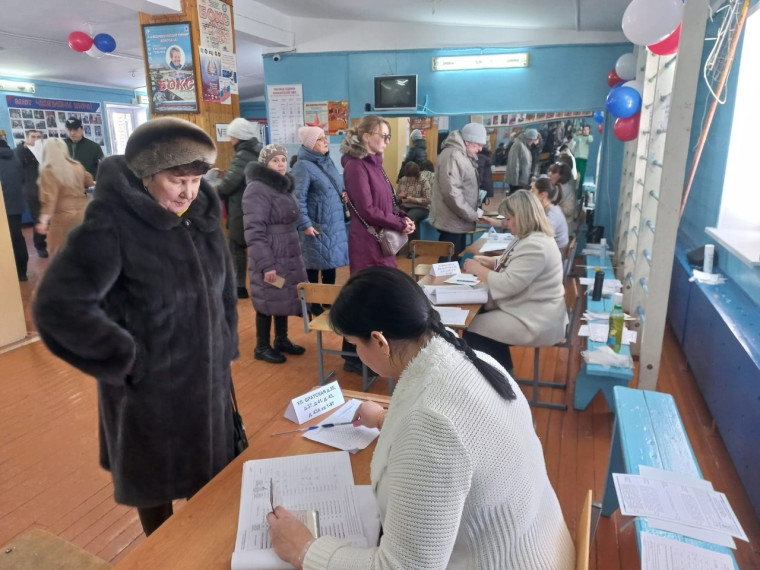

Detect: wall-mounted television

[374,75,418,111]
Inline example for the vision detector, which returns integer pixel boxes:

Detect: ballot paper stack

[303,399,380,453]
[232,451,380,570]
[613,467,747,570]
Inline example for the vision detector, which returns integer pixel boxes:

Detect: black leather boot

[254,344,286,363]
[273,337,306,355]
[273,316,305,355]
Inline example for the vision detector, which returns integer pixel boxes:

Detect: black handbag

[230,381,249,457]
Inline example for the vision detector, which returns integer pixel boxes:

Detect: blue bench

[573,255,634,410]
[602,386,739,568]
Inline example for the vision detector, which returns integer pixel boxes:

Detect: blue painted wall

[679,12,760,305]
[262,44,627,237]
[0,75,138,155]
[240,100,266,119]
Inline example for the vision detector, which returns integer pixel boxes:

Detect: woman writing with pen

[266,266,574,569]
[461,189,567,376]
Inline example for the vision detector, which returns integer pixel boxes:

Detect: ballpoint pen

[269,478,274,512]
[271,421,356,436]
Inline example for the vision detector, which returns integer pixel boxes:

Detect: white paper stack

[423,285,488,305]
[304,399,380,452]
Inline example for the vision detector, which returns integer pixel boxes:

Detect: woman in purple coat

[243,144,308,364]
[339,115,415,374]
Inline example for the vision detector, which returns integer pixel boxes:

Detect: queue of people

[25,115,583,565]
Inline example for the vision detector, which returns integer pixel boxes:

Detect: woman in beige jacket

[35,138,94,256]
[462,190,567,374]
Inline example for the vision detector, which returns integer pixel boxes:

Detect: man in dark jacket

[64,117,104,181]
[396,129,428,181]
[0,139,28,280]
[216,117,262,298]
[14,130,47,257]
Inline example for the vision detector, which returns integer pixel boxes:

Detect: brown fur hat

[125,117,217,179]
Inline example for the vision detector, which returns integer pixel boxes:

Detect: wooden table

[417,272,483,330]
[114,391,389,570]
[462,234,507,257]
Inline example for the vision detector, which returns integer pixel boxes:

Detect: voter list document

[232,451,367,570]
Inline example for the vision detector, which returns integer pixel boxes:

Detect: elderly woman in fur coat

[33,118,239,537]
[243,143,308,364]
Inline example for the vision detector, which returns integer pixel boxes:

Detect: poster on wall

[327,100,348,135]
[303,102,328,130]
[479,111,595,128]
[142,22,198,114]
[267,84,303,144]
[198,0,237,97]
[6,95,106,153]
[199,46,229,104]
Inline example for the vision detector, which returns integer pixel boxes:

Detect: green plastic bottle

[607,293,624,353]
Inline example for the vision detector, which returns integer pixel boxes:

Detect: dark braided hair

[329,267,516,400]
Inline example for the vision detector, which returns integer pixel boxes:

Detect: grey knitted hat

[125,117,217,179]
[258,143,288,165]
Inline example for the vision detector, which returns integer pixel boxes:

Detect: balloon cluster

[67,31,117,58]
[599,0,684,142]
[622,0,683,54]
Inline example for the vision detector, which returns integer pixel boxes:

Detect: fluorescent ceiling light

[432,53,529,71]
[0,79,36,93]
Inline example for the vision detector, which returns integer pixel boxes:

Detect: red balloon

[607,68,622,87]
[614,113,640,141]
[648,23,681,56]
[68,31,93,53]
[598,123,604,134]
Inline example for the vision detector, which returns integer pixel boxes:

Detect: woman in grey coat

[243,144,308,364]
[292,126,349,316]
[33,118,239,536]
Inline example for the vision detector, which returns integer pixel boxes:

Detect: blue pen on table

[271,421,356,436]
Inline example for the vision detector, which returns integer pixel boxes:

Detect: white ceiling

[0,0,630,101]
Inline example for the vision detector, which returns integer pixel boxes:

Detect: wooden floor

[1,227,759,569]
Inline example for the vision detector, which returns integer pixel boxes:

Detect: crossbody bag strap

[311,158,345,204]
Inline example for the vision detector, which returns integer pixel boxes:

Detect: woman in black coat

[243,144,308,364]
[33,118,239,536]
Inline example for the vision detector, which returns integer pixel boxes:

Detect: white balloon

[622,0,683,46]
[85,46,105,59]
[615,53,637,81]
[623,80,643,95]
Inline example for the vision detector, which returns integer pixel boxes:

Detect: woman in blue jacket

[292,126,349,316]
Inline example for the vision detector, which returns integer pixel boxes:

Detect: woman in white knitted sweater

[267,267,575,569]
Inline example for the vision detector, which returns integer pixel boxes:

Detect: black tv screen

[374,75,417,111]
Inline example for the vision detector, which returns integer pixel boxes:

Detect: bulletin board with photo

[479,110,594,128]
[6,95,107,154]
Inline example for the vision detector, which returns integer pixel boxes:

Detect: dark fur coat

[33,155,239,507]
[243,162,307,316]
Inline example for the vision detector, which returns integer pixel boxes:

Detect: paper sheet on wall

[304,399,380,452]
[267,84,304,144]
[640,532,735,570]
[232,451,369,569]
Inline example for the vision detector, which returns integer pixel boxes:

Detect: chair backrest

[410,240,455,279]
[563,235,578,282]
[575,489,593,570]
[296,282,342,333]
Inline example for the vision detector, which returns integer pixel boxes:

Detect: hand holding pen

[352,401,387,430]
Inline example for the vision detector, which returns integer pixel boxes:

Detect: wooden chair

[296,282,392,394]
[410,240,454,281]
[575,490,594,570]
[514,277,580,410]
[563,235,578,282]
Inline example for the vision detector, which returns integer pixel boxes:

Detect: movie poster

[6,95,106,154]
[142,22,198,113]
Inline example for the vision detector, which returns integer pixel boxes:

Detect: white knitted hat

[226,118,256,141]
[461,123,487,145]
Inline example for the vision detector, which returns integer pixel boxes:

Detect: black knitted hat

[125,117,217,178]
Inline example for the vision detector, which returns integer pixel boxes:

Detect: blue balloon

[93,33,116,53]
[606,86,642,118]
[593,111,605,124]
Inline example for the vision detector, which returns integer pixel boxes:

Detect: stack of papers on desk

[479,234,513,253]
[232,451,380,569]
[579,277,623,295]
[423,284,488,305]
[304,399,379,453]
[431,305,469,326]
[578,323,637,344]
[612,469,748,544]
